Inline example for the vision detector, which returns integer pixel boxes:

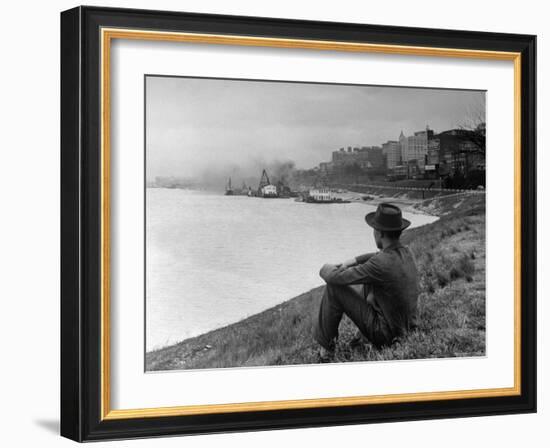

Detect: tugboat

[224,177,234,196]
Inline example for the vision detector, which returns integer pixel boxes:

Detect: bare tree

[459,96,486,154]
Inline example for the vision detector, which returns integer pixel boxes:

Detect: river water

[146,189,437,351]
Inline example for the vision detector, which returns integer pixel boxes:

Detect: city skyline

[146,76,485,181]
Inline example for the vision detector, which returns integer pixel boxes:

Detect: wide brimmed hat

[365,203,411,231]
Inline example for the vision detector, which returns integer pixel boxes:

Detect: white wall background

[0,0,546,446]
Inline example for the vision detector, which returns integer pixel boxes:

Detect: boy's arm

[320,255,384,285]
[340,252,377,268]
[354,252,377,265]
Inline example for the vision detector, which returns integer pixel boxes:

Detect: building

[435,129,484,177]
[427,137,440,165]
[423,137,441,178]
[312,124,484,183]
[365,146,384,169]
[330,145,384,170]
[332,147,357,166]
[387,164,407,181]
[399,127,433,171]
[319,162,334,174]
[382,140,401,169]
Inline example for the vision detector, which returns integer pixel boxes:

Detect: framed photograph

[60,6,536,442]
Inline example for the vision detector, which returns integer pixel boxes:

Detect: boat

[224,177,234,196]
[257,169,279,198]
[305,187,350,204]
[305,197,351,204]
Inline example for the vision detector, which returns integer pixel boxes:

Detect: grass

[146,194,486,371]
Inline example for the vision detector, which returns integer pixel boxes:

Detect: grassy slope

[146,194,486,371]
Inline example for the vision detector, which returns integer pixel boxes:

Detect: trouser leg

[314,284,370,349]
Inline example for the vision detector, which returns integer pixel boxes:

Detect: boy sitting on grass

[313,203,419,361]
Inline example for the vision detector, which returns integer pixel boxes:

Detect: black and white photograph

[144,76,487,371]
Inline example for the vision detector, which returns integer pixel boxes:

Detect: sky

[146,76,485,181]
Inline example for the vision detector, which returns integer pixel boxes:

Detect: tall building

[427,138,440,165]
[382,140,401,169]
[399,127,433,170]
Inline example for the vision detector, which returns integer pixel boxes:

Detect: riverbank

[146,192,485,371]
[340,184,486,217]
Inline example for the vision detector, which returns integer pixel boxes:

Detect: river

[146,188,437,351]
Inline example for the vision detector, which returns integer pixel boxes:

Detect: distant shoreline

[147,184,479,217]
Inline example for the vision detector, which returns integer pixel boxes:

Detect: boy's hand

[342,258,357,268]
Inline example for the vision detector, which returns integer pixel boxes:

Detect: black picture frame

[61,5,536,442]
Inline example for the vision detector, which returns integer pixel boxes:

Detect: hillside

[146,193,486,371]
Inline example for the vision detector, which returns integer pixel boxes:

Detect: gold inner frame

[100,27,522,421]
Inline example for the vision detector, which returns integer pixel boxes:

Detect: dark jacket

[319,242,419,338]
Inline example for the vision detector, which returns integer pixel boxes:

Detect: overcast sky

[146,76,485,180]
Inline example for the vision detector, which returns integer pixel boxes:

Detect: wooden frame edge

[99,27,523,421]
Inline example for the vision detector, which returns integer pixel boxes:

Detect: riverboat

[306,187,350,204]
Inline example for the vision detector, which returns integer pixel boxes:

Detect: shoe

[318,345,335,363]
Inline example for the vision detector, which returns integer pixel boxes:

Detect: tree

[459,96,486,155]
[465,122,486,154]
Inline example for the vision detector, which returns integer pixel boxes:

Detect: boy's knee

[325,283,347,296]
[323,284,340,304]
